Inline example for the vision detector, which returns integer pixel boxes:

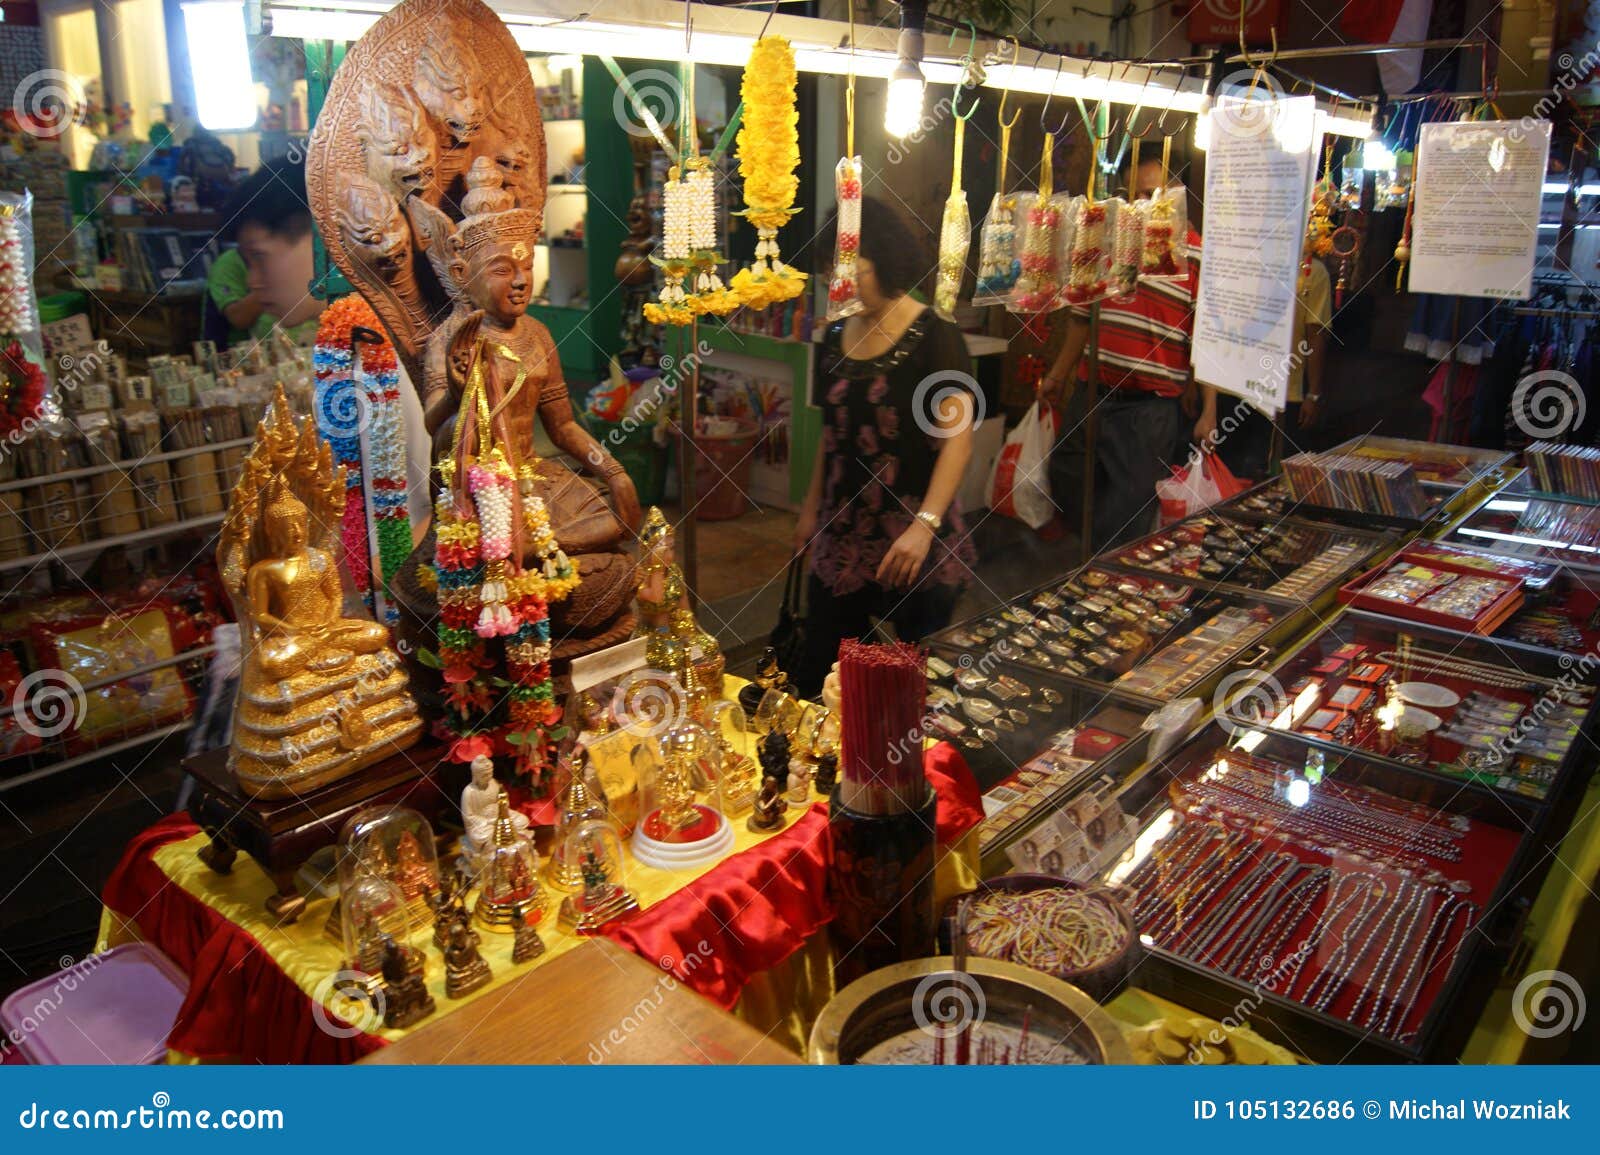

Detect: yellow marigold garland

[733,36,806,307]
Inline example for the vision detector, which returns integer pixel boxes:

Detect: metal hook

[997,36,1020,132]
[949,19,980,120]
[1039,52,1064,132]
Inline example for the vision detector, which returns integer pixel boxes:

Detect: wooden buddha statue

[307,0,642,673]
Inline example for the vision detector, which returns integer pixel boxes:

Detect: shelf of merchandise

[0,437,250,574]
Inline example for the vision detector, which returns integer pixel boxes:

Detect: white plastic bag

[1155,451,1225,525]
[985,402,1057,529]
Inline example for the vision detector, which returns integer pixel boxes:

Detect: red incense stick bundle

[837,638,928,816]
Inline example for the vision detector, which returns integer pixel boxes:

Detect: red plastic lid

[1,942,189,1064]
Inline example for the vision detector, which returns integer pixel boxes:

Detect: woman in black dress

[793,197,980,695]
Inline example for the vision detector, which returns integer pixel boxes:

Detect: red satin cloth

[602,741,985,1009]
[101,813,386,1064]
[100,744,983,1061]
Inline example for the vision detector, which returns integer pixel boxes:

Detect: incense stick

[836,638,929,816]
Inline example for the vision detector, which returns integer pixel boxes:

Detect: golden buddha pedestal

[218,388,421,798]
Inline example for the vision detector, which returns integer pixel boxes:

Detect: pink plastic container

[1,942,188,1064]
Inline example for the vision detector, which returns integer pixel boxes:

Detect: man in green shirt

[215,158,322,348]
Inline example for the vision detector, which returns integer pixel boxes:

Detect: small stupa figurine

[512,916,547,964]
[442,915,493,997]
[748,772,787,832]
[813,750,839,795]
[545,766,609,891]
[474,790,548,931]
[738,645,791,714]
[671,606,725,697]
[557,839,640,935]
[379,934,436,1029]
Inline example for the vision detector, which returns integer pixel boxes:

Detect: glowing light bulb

[886,67,925,139]
[1286,776,1311,808]
[183,1,258,131]
[1192,99,1212,152]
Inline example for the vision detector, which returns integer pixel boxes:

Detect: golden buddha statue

[635,506,688,635]
[219,389,422,798]
[308,0,642,671]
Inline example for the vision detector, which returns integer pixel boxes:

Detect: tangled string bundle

[964,887,1129,975]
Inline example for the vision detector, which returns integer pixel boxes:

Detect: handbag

[768,553,809,679]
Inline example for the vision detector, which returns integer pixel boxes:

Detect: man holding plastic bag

[1036,151,1216,551]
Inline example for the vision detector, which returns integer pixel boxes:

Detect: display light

[184,1,259,131]
[884,0,927,140]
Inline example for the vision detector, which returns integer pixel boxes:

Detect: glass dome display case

[557,817,640,934]
[632,723,734,870]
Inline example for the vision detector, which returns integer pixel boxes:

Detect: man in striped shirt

[1038,155,1217,550]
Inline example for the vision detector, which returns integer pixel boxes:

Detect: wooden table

[362,939,799,1065]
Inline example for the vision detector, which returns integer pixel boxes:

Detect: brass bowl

[809,956,1133,1065]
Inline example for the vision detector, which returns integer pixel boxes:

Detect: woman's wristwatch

[915,510,942,533]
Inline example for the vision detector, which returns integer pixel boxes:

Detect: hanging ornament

[973,102,1022,307]
[828,155,864,318]
[1011,133,1066,314]
[1140,136,1186,280]
[1109,135,1143,301]
[731,36,807,309]
[935,117,972,319]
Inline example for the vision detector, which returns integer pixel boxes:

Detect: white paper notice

[1193,95,1318,416]
[1410,120,1550,300]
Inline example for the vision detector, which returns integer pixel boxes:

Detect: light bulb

[1362,140,1397,173]
[886,67,925,139]
[1286,776,1311,808]
[1192,98,1211,152]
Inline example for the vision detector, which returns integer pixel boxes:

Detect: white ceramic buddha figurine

[461,754,530,872]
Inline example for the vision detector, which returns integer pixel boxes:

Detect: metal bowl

[808,956,1133,1065]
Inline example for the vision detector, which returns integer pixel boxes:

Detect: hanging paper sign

[1192,93,1318,416]
[1409,119,1551,300]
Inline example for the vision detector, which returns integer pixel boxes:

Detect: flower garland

[359,329,411,623]
[644,160,740,326]
[732,37,806,308]
[0,203,36,333]
[428,341,579,795]
[0,339,46,442]
[313,298,375,613]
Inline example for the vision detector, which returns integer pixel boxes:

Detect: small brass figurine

[814,750,839,795]
[786,762,811,808]
[545,769,608,891]
[512,917,547,964]
[218,388,421,798]
[747,772,787,832]
[739,646,791,714]
[473,790,548,932]
[379,934,436,1029]
[442,916,493,997]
